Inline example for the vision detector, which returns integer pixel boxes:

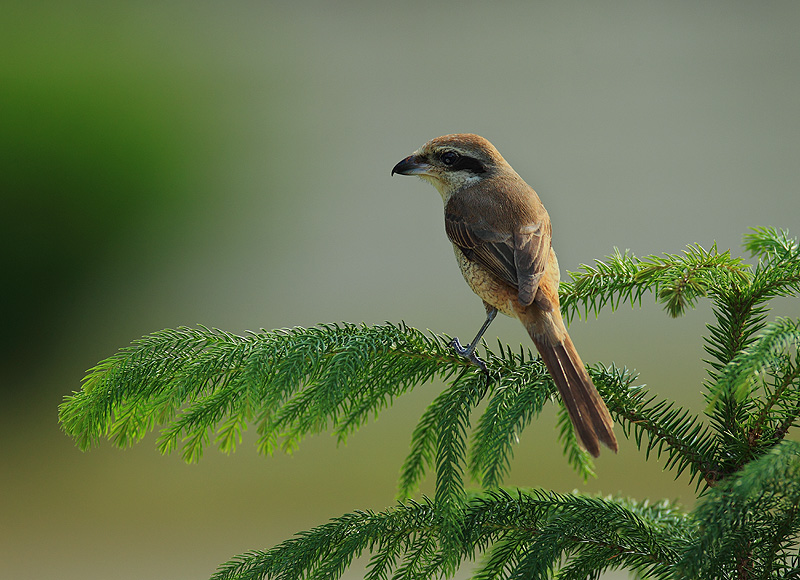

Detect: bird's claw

[450,337,489,374]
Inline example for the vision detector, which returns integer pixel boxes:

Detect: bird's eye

[440,151,459,166]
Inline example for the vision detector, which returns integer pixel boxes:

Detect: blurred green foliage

[0,27,203,369]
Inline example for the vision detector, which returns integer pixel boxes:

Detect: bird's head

[391,133,512,200]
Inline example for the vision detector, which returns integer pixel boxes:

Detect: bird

[391,133,617,457]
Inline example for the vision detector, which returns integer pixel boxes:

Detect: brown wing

[513,222,551,306]
[445,213,516,286]
[445,212,551,307]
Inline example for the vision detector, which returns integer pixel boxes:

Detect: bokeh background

[2,2,799,579]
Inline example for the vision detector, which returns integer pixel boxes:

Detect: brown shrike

[392,133,617,457]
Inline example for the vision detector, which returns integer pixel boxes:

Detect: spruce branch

[589,364,720,487]
[210,490,692,580]
[744,226,799,261]
[60,323,461,462]
[705,227,800,376]
[678,440,800,579]
[558,248,645,322]
[705,318,800,480]
[429,370,485,570]
[555,403,597,483]
[468,346,559,488]
[59,226,800,580]
[711,317,800,405]
[704,296,769,374]
[560,244,750,323]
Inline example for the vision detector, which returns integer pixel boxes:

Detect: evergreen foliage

[60,227,800,579]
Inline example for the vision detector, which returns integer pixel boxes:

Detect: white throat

[420,173,483,203]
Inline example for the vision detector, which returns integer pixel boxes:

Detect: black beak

[391,155,429,176]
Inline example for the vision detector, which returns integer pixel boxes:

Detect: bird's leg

[451,306,498,373]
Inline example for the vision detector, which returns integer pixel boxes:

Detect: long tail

[530,332,617,457]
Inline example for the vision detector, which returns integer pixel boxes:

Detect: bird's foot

[450,337,489,374]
